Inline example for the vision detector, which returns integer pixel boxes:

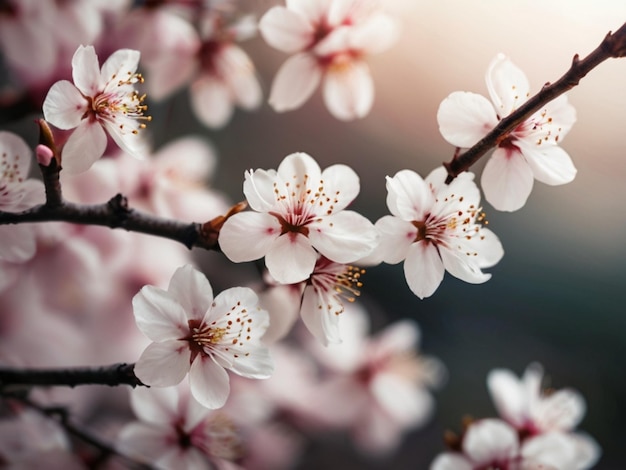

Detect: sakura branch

[0,363,142,388]
[443,20,626,183]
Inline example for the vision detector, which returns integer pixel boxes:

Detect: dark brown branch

[444,21,626,183]
[0,363,144,388]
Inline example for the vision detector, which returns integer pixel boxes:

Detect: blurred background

[2,0,626,468]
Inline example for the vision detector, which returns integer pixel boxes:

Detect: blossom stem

[0,363,144,388]
[444,20,626,183]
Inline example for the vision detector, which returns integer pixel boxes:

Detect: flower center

[186,319,226,359]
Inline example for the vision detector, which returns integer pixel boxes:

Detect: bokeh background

[186,1,626,468]
[2,0,626,468]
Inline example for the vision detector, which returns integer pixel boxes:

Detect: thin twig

[0,363,144,388]
[444,21,626,183]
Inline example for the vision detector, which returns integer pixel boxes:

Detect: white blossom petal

[188,355,231,409]
[269,53,322,112]
[100,48,140,90]
[517,141,577,186]
[0,226,37,262]
[320,163,360,212]
[243,168,280,212]
[534,389,586,432]
[133,285,188,341]
[438,244,491,285]
[71,45,102,96]
[259,6,314,53]
[385,169,434,221]
[462,419,519,465]
[487,368,528,428]
[117,423,172,461]
[437,91,498,148]
[219,212,281,262]
[300,284,342,346]
[61,120,108,174]
[42,80,88,130]
[134,340,191,387]
[265,233,317,284]
[130,387,178,425]
[190,76,233,129]
[375,216,416,264]
[430,453,473,470]
[404,241,445,299]
[323,59,374,120]
[229,345,274,379]
[481,147,534,212]
[486,54,530,116]
[167,264,214,322]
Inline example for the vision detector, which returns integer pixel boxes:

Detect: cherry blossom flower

[132,264,274,409]
[488,363,600,468]
[308,306,446,454]
[219,152,378,284]
[375,167,504,299]
[0,131,45,263]
[118,386,244,469]
[259,0,399,120]
[437,54,577,211]
[42,45,150,174]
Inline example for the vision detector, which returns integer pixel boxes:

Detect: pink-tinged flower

[488,363,600,468]
[259,0,399,120]
[219,152,378,284]
[42,45,150,174]
[133,264,274,409]
[0,131,45,262]
[437,54,577,212]
[308,306,446,454]
[118,386,244,470]
[375,167,504,299]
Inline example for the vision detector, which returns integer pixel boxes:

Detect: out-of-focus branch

[0,363,143,388]
[444,21,626,183]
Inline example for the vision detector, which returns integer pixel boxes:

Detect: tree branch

[0,363,144,388]
[444,21,626,183]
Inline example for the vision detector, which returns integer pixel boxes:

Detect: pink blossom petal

[61,120,108,174]
[371,373,434,427]
[13,179,45,211]
[481,147,534,212]
[404,241,444,299]
[308,211,378,263]
[487,368,528,428]
[130,387,178,425]
[534,389,586,431]
[134,340,191,387]
[463,419,519,465]
[219,212,281,262]
[188,355,230,409]
[486,54,530,116]
[0,13,56,75]
[42,80,88,130]
[269,53,322,112]
[437,91,498,148]
[300,284,342,346]
[517,141,577,186]
[265,233,317,284]
[375,216,415,264]
[521,433,582,470]
[0,131,33,181]
[0,225,37,262]
[259,6,314,53]
[438,244,491,285]
[385,169,434,221]
[190,76,233,129]
[323,59,374,120]
[430,453,473,470]
[167,264,214,322]
[117,422,172,461]
[133,285,188,341]
[100,48,141,89]
[243,169,280,213]
[217,45,262,110]
[71,45,102,96]
[320,163,360,212]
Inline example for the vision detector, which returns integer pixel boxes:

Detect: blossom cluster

[0,0,606,469]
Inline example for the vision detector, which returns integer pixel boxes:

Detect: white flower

[488,363,601,469]
[42,45,150,174]
[0,131,45,262]
[118,386,244,469]
[219,152,378,284]
[437,53,577,211]
[132,264,274,409]
[375,167,504,299]
[259,0,398,120]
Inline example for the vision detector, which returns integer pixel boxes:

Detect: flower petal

[133,285,188,341]
[533,389,586,432]
[0,225,37,262]
[71,45,102,96]
[259,6,314,53]
[229,345,274,379]
[385,169,434,221]
[308,211,378,263]
[190,76,233,129]
[0,131,32,182]
[320,163,360,212]
[438,244,491,285]
[219,212,281,262]
[323,59,374,120]
[487,368,528,428]
[268,53,322,112]
[300,284,343,346]
[134,340,191,387]
[265,233,317,284]
[486,54,530,116]
[117,422,172,462]
[188,355,230,409]
[430,453,473,470]
[61,120,107,174]
[463,419,519,465]
[100,48,140,91]
[517,141,577,186]
[42,81,88,130]
[348,13,399,54]
[404,241,444,299]
[129,387,178,425]
[243,168,279,212]
[481,147,534,212]
[375,216,415,264]
[437,91,498,148]
[218,45,262,110]
[166,265,213,322]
